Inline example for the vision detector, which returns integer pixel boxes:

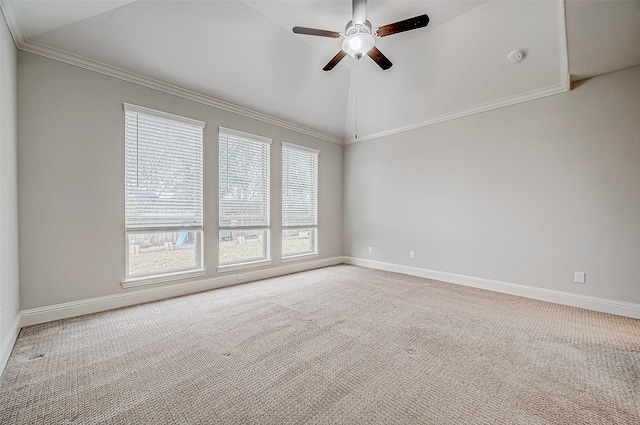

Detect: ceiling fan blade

[292,26,341,38]
[376,14,430,37]
[367,47,393,70]
[352,0,367,25]
[323,50,347,71]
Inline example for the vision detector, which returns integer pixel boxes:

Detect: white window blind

[282,142,318,227]
[125,104,204,230]
[219,128,271,228]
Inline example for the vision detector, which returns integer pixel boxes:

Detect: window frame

[281,142,319,261]
[218,127,272,272]
[123,230,205,287]
[281,228,318,262]
[122,103,205,286]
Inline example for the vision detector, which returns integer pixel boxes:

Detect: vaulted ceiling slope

[2,1,639,143]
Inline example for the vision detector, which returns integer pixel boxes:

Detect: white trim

[20,256,343,327]
[219,127,272,145]
[121,269,207,289]
[217,259,272,273]
[0,4,572,147]
[10,255,639,368]
[282,141,319,156]
[123,103,205,128]
[281,252,319,263]
[218,225,269,231]
[9,37,341,144]
[344,82,569,144]
[343,257,640,320]
[558,0,571,90]
[344,1,571,144]
[126,226,204,233]
[0,0,23,48]
[0,313,21,377]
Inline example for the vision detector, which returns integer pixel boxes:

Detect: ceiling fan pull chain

[355,66,359,139]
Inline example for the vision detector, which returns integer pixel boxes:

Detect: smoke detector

[508,50,524,64]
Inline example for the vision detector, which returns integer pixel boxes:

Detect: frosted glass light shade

[342,33,375,59]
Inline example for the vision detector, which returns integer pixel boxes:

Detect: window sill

[281,252,319,263]
[217,259,272,273]
[121,269,206,288]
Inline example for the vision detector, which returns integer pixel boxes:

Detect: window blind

[219,128,271,228]
[125,105,204,230]
[282,142,318,227]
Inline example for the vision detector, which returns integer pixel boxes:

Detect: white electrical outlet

[574,271,585,283]
[237,274,246,280]
[410,251,415,259]
[368,247,373,254]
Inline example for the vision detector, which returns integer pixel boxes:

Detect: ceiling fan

[292,0,430,71]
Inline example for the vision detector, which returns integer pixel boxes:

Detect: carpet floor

[1,265,639,424]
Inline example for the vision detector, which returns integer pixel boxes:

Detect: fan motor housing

[344,20,373,37]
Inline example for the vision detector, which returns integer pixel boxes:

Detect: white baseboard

[0,313,21,377]
[343,257,640,319]
[21,256,343,327]
[12,254,639,368]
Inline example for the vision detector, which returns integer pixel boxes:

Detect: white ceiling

[2,1,639,143]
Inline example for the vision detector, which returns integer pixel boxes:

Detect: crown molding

[0,6,344,146]
[1,0,571,147]
[344,81,569,144]
[0,0,24,48]
[344,0,572,144]
[558,0,571,90]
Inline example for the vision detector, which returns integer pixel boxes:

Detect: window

[124,104,204,283]
[282,142,318,258]
[219,128,271,269]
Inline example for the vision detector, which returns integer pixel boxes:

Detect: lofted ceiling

[2,1,639,143]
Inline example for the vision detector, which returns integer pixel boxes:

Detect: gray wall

[344,66,640,305]
[18,51,343,310]
[13,46,640,312]
[0,13,19,341]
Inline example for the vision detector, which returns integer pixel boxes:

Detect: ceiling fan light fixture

[342,33,375,59]
[292,1,430,71]
[342,21,375,60]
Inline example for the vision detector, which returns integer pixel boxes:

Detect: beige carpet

[1,265,639,424]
